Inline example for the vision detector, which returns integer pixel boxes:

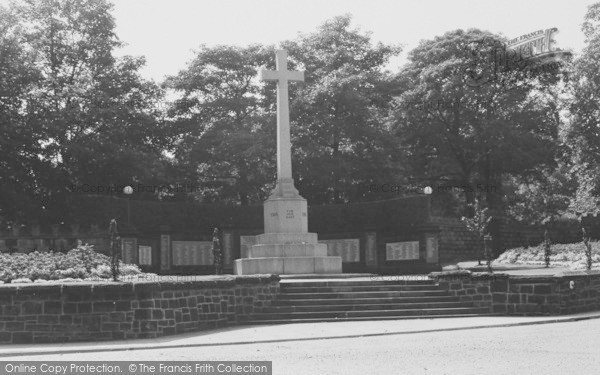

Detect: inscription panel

[425,235,439,264]
[320,239,360,263]
[222,231,233,266]
[386,241,420,260]
[365,232,377,266]
[138,245,152,266]
[172,241,213,266]
[121,238,137,264]
[160,234,171,270]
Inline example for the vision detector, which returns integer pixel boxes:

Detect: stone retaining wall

[0,275,280,344]
[431,271,600,315]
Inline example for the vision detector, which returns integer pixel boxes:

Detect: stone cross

[259,50,304,196]
[235,50,343,275]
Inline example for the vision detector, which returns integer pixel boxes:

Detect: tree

[108,218,120,281]
[212,227,223,275]
[566,3,600,215]
[1,0,171,223]
[543,229,552,268]
[503,164,575,225]
[462,198,493,266]
[282,15,404,204]
[582,227,593,271]
[164,45,276,205]
[0,6,45,222]
[392,29,565,214]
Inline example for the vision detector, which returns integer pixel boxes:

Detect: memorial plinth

[234,189,342,274]
[234,50,342,275]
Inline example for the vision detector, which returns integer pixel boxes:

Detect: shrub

[0,245,142,283]
[496,241,600,269]
[91,264,112,279]
[119,264,142,276]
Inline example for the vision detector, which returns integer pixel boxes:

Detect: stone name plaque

[222,231,233,266]
[160,234,171,270]
[426,235,439,264]
[121,238,137,264]
[320,239,360,263]
[386,241,420,260]
[172,241,213,266]
[138,245,152,266]
[365,233,377,266]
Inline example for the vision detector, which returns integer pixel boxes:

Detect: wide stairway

[240,279,492,324]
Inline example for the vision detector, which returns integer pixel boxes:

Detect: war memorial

[1,3,600,374]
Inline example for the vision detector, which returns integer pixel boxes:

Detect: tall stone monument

[234,50,342,275]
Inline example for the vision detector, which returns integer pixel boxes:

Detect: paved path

[2,318,599,375]
[456,261,570,275]
[1,312,599,358]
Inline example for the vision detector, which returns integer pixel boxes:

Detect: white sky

[2,0,595,81]
[110,0,596,82]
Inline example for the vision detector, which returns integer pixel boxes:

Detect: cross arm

[287,70,304,82]
[258,69,279,82]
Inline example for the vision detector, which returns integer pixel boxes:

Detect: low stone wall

[430,271,600,315]
[0,275,280,344]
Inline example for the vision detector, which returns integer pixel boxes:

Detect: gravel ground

[8,319,600,375]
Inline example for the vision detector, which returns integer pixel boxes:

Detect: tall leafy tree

[1,0,171,223]
[0,6,44,222]
[392,29,564,214]
[567,2,600,214]
[164,45,276,205]
[282,15,403,204]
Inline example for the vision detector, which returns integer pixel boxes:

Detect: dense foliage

[2,1,600,229]
[566,3,600,214]
[0,0,171,225]
[496,242,600,270]
[0,245,141,283]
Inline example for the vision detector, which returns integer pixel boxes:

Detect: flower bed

[0,245,143,283]
[495,241,600,269]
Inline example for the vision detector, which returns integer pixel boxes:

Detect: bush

[496,241,600,269]
[11,278,32,283]
[90,264,112,279]
[0,245,142,283]
[119,264,142,276]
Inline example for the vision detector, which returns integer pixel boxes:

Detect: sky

[108,0,597,82]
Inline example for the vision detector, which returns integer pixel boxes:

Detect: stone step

[263,301,473,313]
[274,296,461,306]
[256,233,318,244]
[280,279,436,287]
[281,285,444,293]
[279,273,376,280]
[234,256,342,275]
[237,313,495,325]
[247,243,328,258]
[280,290,451,299]
[245,307,491,321]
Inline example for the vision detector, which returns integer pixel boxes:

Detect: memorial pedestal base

[234,232,342,275]
[234,181,342,275]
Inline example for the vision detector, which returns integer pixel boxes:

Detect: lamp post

[123,186,133,230]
